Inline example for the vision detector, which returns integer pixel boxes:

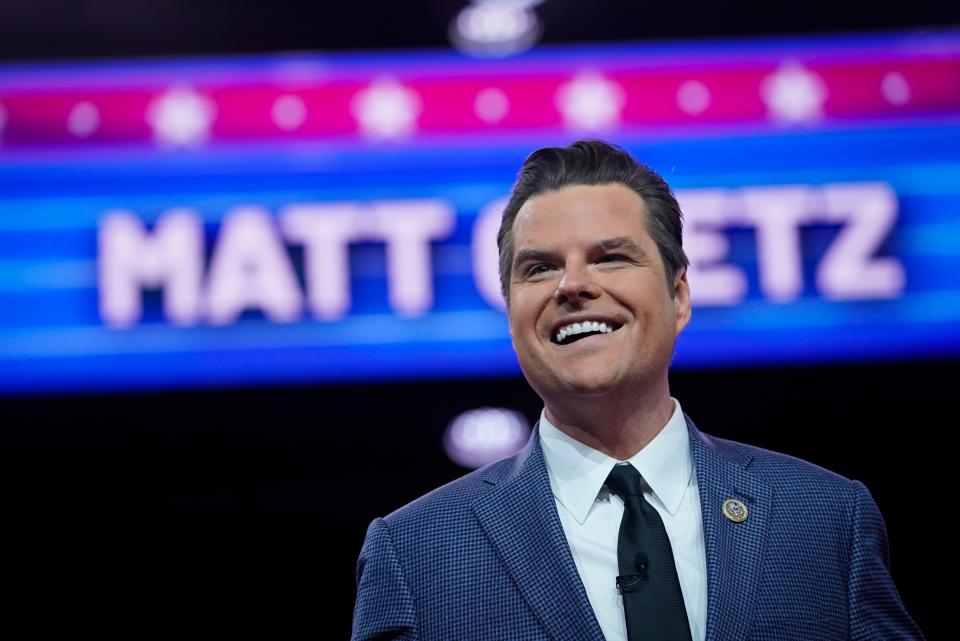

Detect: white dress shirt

[538,399,707,641]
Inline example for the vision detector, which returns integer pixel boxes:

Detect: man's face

[506,183,691,402]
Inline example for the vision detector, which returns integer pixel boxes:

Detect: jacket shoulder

[702,431,858,492]
[380,452,521,530]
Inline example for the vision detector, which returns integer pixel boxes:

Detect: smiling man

[506,181,688,461]
[352,141,924,641]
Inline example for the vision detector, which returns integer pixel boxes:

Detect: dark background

[1,0,959,62]
[1,1,953,636]
[4,361,946,635]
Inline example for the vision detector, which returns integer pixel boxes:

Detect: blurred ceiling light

[443,407,531,469]
[450,0,545,58]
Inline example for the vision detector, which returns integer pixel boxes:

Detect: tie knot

[605,463,646,499]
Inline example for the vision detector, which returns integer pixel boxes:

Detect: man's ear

[673,268,692,336]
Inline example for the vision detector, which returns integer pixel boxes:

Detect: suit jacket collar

[471,416,772,641]
[472,426,606,641]
[687,415,771,641]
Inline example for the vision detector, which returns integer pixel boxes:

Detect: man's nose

[555,262,600,305]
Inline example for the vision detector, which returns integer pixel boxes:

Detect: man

[352,140,924,640]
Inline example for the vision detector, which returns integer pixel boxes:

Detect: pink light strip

[0,42,958,149]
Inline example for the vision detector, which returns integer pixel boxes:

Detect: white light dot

[760,62,827,125]
[443,407,530,469]
[272,94,307,131]
[881,72,911,106]
[146,86,216,148]
[351,78,421,140]
[474,88,509,124]
[67,101,100,138]
[555,72,625,131]
[677,80,711,116]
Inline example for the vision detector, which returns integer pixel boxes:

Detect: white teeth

[554,320,617,343]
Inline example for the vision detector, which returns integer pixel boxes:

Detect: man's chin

[518,359,628,401]
[546,374,624,399]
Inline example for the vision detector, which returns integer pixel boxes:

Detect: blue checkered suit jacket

[352,416,924,640]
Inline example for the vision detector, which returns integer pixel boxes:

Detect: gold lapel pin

[722,499,748,523]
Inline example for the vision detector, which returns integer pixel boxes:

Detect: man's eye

[598,254,626,263]
[527,263,553,276]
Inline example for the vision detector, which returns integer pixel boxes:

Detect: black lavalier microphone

[616,552,650,594]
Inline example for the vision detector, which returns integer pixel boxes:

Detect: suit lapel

[472,427,605,641]
[687,416,771,641]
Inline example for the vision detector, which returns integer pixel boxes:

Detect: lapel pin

[722,499,748,523]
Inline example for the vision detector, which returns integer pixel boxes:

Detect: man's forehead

[513,196,650,247]
[516,184,646,224]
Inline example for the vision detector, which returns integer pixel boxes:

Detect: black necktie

[605,463,692,641]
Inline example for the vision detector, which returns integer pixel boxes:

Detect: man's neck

[542,381,675,460]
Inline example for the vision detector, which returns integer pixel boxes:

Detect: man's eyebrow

[599,237,647,256]
[512,248,554,270]
[512,238,648,271]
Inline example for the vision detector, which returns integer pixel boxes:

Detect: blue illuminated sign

[1,31,959,393]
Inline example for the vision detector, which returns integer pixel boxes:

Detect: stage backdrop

[1,30,960,394]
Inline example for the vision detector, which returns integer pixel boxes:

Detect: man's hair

[496,140,689,303]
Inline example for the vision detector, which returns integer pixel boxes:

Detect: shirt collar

[538,398,693,524]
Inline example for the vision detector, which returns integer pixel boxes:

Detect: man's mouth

[552,321,622,345]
